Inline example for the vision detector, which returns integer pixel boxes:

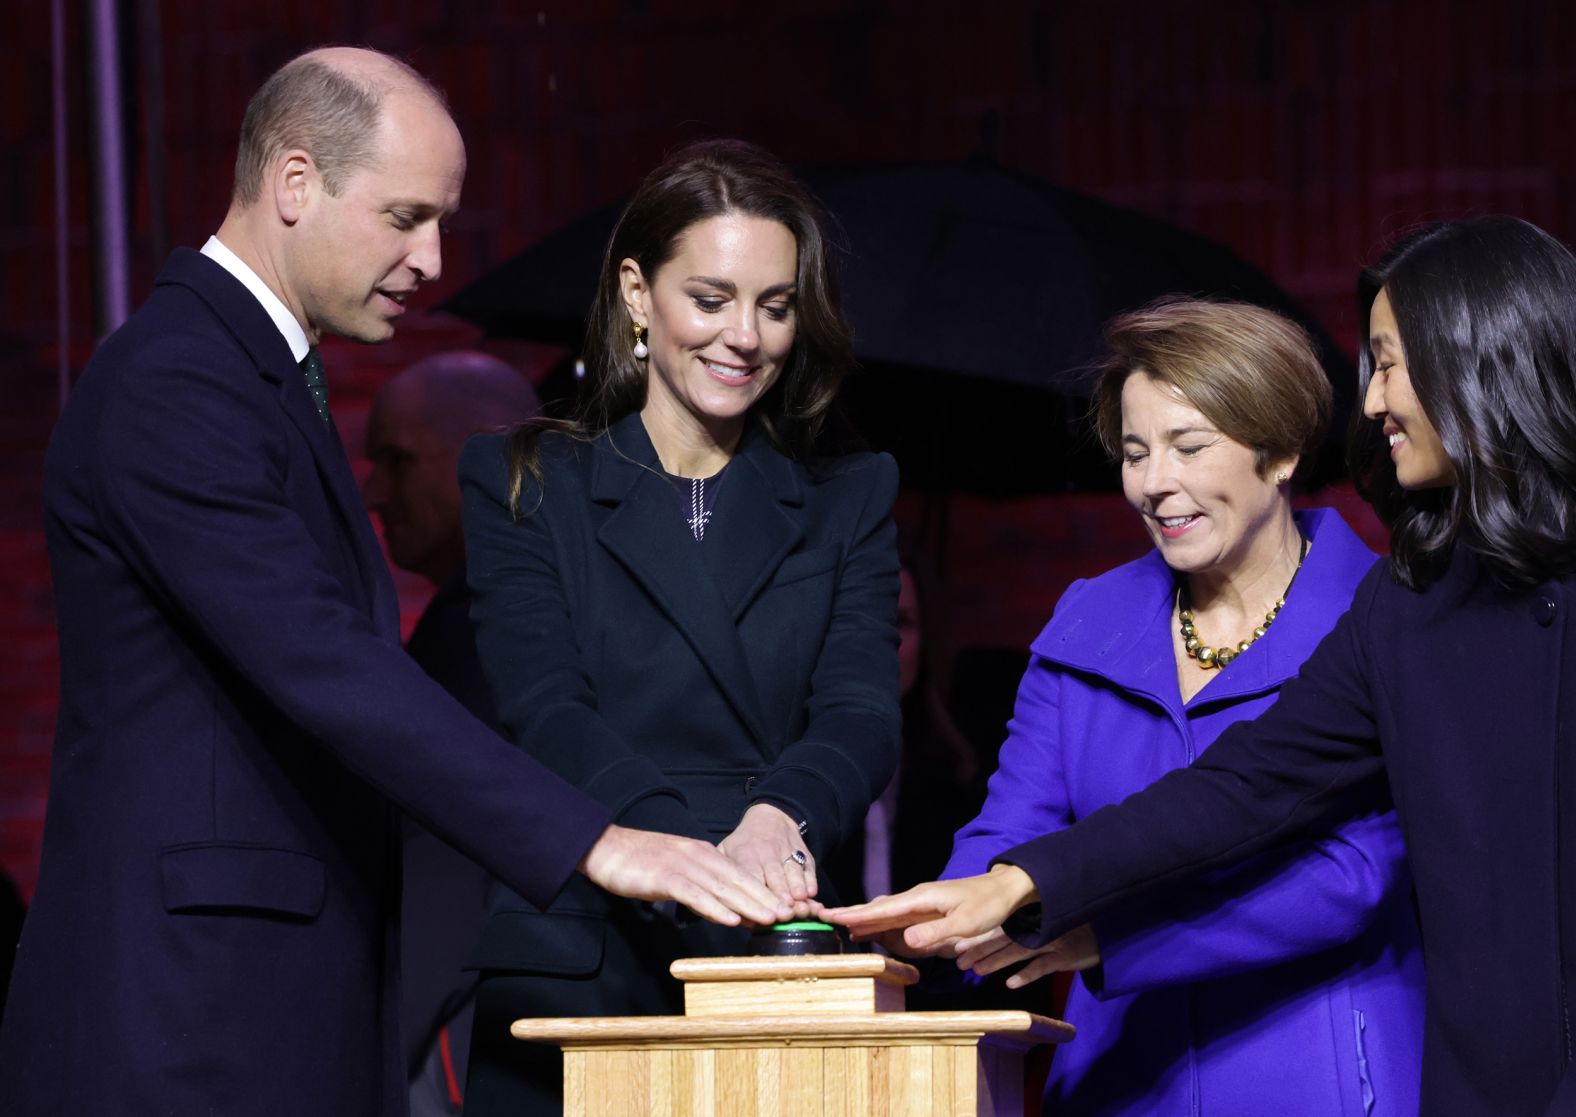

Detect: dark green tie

[300,348,330,423]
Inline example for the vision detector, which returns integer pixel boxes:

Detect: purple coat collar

[1031,508,1378,712]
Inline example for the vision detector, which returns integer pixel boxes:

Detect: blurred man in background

[363,350,542,1115]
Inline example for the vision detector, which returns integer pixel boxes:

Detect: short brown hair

[1091,297,1331,480]
[231,51,444,206]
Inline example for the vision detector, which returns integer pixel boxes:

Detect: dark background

[4,0,1574,897]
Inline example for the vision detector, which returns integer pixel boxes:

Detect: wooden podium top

[510,1009,1074,1051]
[510,952,1075,1053]
[510,952,1074,1116]
[670,954,920,985]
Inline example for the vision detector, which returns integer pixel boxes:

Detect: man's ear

[272,149,316,225]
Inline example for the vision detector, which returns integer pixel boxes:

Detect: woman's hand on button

[720,803,817,919]
[820,864,1040,954]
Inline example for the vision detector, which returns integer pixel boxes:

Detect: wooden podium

[508,953,1074,1116]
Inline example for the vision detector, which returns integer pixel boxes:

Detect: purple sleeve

[996,572,1389,949]
[943,652,1071,880]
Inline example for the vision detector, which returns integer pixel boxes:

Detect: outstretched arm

[830,572,1390,952]
[953,801,1405,994]
[1000,577,1389,948]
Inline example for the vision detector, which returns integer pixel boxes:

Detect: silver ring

[783,849,808,868]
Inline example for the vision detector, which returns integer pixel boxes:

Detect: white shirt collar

[200,235,311,363]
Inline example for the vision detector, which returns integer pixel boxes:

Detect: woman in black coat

[829,215,1576,1117]
[459,140,902,1115]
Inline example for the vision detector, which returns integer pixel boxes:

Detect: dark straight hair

[507,139,853,512]
[1350,216,1576,590]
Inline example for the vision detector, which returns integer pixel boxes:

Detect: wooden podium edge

[510,1009,1075,1052]
[670,954,921,985]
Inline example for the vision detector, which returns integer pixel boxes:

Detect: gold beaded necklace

[1177,536,1309,670]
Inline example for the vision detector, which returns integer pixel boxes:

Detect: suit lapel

[274,368,402,643]
[592,415,776,746]
[163,251,400,643]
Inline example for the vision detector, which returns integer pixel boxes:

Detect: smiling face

[288,92,464,344]
[1364,287,1455,490]
[1120,372,1295,579]
[622,212,798,456]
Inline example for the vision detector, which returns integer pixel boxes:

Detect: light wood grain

[684,974,907,1017]
[824,1042,869,1116]
[672,1048,716,1116]
[542,953,1070,1115]
[949,1046,979,1117]
[512,1009,1073,1050]
[671,954,920,985]
[563,1049,587,1115]
[779,1044,826,1116]
[718,1048,757,1117]
[647,1048,674,1114]
[553,1026,1065,1116]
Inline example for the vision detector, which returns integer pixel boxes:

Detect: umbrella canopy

[442,161,1354,494]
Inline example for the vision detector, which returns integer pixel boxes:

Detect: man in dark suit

[362,351,542,1114]
[0,47,781,1117]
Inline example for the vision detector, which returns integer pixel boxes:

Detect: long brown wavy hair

[507,139,854,514]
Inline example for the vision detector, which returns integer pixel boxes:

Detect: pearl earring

[1275,471,1289,484]
[632,322,649,360]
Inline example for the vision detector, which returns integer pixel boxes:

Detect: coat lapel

[165,250,400,644]
[274,364,402,643]
[591,415,783,746]
[700,423,806,621]
[1034,508,1379,714]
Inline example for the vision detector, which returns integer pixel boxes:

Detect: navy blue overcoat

[454,417,902,1110]
[0,249,610,1116]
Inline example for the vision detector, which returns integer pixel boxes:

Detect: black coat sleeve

[748,454,903,848]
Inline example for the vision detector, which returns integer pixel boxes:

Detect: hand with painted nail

[819,864,1039,955]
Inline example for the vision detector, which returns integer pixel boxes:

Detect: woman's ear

[1269,452,1300,486]
[618,258,650,327]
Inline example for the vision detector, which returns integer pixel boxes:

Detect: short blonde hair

[1091,297,1331,480]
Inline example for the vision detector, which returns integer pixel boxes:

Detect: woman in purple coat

[938,299,1425,1115]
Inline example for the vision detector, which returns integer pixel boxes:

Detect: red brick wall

[2,0,1569,895]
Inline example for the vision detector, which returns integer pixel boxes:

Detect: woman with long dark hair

[459,139,901,1115]
[828,215,1576,1116]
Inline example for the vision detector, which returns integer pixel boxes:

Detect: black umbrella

[442,161,1354,494]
